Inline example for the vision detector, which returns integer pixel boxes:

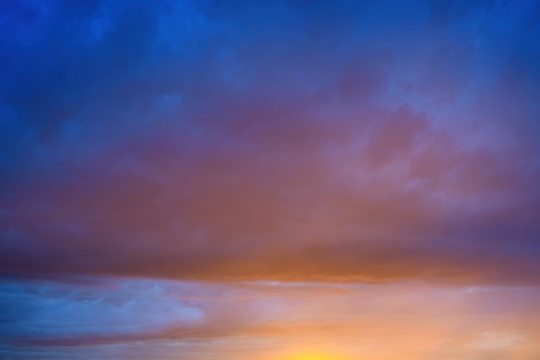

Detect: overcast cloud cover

[1,0,540,358]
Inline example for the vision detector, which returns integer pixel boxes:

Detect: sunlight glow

[285,352,345,360]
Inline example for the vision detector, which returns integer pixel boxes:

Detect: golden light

[284,352,346,360]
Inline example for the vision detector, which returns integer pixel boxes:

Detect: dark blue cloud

[0,277,202,343]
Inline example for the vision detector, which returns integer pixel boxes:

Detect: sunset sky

[1,0,540,359]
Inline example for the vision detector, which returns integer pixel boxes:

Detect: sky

[1,0,540,359]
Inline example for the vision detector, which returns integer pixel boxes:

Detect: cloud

[1,277,540,360]
[1,0,540,285]
[0,277,202,343]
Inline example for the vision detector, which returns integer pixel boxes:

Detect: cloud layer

[2,0,540,284]
[2,277,540,359]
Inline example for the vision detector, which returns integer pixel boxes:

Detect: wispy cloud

[2,277,540,359]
